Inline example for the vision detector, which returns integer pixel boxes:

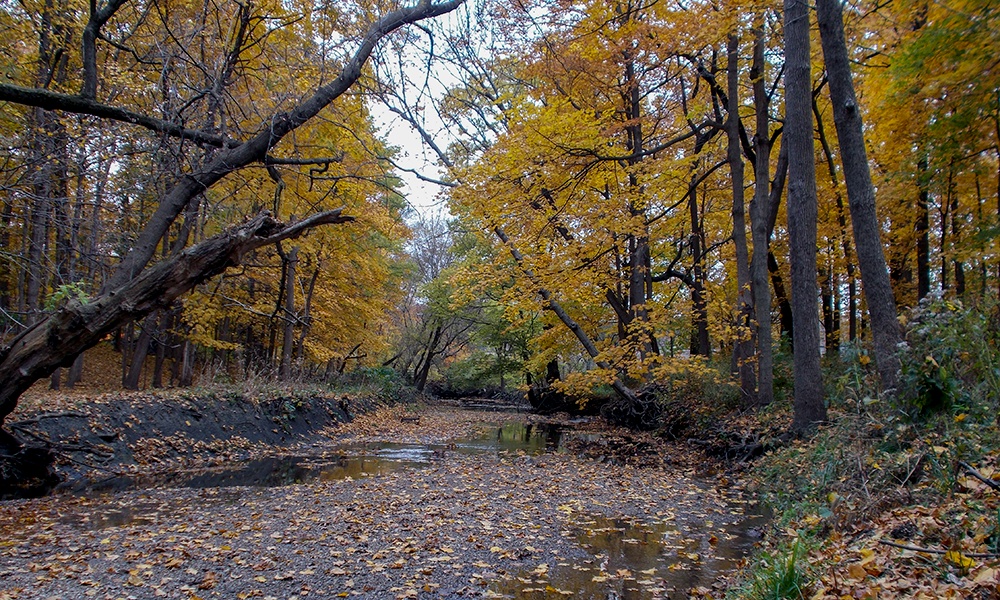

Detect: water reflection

[491,508,768,600]
[63,421,568,495]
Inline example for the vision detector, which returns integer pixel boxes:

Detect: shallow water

[62,421,572,496]
[491,507,769,599]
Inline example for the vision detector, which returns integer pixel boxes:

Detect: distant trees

[379,0,1000,430]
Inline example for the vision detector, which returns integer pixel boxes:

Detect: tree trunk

[769,251,794,345]
[916,156,931,300]
[296,267,320,362]
[414,325,442,392]
[727,33,757,406]
[279,245,298,381]
[750,24,774,405]
[822,264,837,353]
[66,354,83,388]
[816,0,901,391]
[688,174,711,358]
[123,316,154,390]
[949,174,965,296]
[785,0,827,434]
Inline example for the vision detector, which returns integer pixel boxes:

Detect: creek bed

[0,410,765,600]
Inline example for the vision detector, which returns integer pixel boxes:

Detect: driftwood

[0,210,351,429]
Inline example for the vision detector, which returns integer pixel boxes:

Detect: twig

[958,461,1000,492]
[879,539,1000,559]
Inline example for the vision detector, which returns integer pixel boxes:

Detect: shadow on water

[490,506,770,600]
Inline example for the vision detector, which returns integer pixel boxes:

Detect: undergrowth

[732,298,1000,599]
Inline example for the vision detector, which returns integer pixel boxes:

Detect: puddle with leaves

[64,421,574,497]
[491,507,769,599]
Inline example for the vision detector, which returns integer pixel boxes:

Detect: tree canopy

[1,0,998,434]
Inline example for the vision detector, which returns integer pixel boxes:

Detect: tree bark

[816,0,902,391]
[916,156,931,300]
[785,0,827,434]
[750,23,774,406]
[279,245,299,380]
[727,33,757,406]
[688,174,711,358]
[0,210,352,426]
[123,315,155,390]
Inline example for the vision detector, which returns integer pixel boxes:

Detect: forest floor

[0,401,764,600]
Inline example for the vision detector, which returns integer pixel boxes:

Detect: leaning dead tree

[0,0,465,438]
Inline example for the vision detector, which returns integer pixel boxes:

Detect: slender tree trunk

[123,315,154,389]
[279,245,298,380]
[941,166,951,291]
[785,0,826,433]
[949,174,965,296]
[688,174,711,357]
[916,156,931,300]
[822,263,837,353]
[750,24,774,405]
[769,252,794,344]
[295,267,320,362]
[152,314,167,389]
[817,0,902,391]
[414,325,442,392]
[727,33,757,406]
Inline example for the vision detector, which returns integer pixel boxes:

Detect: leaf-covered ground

[0,406,760,600]
[744,409,1000,600]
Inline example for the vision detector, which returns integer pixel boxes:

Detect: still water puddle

[492,507,769,600]
[64,421,570,496]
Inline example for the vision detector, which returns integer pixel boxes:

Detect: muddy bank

[1,391,377,499]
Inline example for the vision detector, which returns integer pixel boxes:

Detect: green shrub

[896,298,1000,421]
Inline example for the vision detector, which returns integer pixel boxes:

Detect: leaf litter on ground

[0,405,758,599]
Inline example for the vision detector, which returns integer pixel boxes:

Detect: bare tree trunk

[414,325,442,392]
[727,33,757,406]
[949,173,965,296]
[123,314,156,389]
[767,252,793,344]
[816,0,901,391]
[279,245,298,380]
[785,0,827,434]
[750,24,774,405]
[688,174,711,357]
[296,266,320,362]
[916,156,931,300]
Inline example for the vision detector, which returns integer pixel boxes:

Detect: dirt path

[0,406,761,599]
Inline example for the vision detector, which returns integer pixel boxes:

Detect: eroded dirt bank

[3,391,370,497]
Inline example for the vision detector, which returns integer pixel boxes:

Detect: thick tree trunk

[785,0,827,434]
[0,210,352,426]
[727,33,757,406]
[816,0,901,391]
